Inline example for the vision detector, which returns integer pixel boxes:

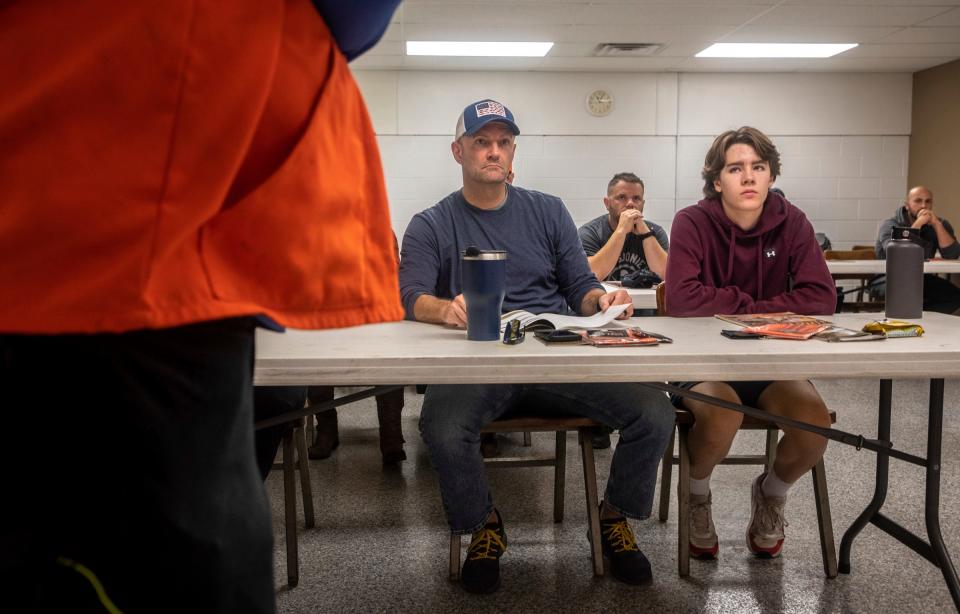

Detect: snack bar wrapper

[862,319,924,338]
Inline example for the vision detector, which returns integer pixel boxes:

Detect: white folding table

[255,312,960,607]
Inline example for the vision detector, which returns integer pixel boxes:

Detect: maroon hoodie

[665,193,835,316]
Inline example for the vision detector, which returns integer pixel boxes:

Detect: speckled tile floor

[264,379,960,613]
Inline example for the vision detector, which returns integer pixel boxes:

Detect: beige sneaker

[689,491,719,559]
[747,472,788,558]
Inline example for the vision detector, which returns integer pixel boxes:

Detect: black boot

[480,433,500,458]
[461,510,507,594]
[308,408,339,460]
[376,389,406,464]
[598,503,652,586]
[591,424,613,449]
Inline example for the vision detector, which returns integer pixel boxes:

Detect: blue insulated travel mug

[461,248,507,341]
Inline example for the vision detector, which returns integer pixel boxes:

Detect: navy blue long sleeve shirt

[399,185,603,318]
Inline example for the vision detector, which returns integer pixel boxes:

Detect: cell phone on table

[534,329,582,343]
[720,329,764,340]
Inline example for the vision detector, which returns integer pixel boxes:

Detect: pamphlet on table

[717,312,884,342]
[500,303,630,333]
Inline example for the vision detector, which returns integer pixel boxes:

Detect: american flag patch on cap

[475,101,506,117]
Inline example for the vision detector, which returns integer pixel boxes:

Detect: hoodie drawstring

[756,238,764,299]
[726,227,737,283]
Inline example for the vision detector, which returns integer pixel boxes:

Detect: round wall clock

[586,89,614,116]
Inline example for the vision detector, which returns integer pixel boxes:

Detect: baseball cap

[455,99,520,140]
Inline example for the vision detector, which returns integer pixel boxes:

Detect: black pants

[923,274,960,314]
[0,318,274,614]
[875,274,960,315]
[254,386,308,479]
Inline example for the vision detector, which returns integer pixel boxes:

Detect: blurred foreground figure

[0,1,402,612]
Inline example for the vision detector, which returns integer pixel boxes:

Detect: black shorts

[669,380,774,409]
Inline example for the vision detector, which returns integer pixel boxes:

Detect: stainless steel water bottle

[885,227,923,319]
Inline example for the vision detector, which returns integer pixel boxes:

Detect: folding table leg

[839,379,892,574]
[924,379,960,607]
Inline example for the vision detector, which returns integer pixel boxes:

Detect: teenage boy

[664,126,836,561]
[400,98,674,594]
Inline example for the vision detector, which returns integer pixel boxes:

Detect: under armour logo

[764,249,777,258]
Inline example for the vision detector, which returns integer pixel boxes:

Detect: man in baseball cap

[399,97,672,594]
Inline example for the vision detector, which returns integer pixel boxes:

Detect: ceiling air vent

[593,43,663,57]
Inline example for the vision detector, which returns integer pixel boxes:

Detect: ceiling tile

[878,26,960,43]
[750,5,948,27]
[805,56,959,71]
[536,56,685,70]
[672,57,817,71]
[572,4,768,26]
[363,39,404,56]
[563,24,738,43]
[399,56,547,70]
[917,6,960,25]
[721,25,900,43]
[350,55,405,70]
[842,43,960,58]
[401,3,582,25]
[358,1,960,73]
[400,23,571,41]
[782,0,959,5]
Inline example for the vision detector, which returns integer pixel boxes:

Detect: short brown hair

[607,172,644,194]
[701,126,781,200]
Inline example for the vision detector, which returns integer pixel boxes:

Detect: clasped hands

[913,209,942,230]
[617,209,650,236]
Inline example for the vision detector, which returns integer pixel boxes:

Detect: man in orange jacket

[0,1,402,612]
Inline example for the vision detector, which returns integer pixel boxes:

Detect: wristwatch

[637,231,655,241]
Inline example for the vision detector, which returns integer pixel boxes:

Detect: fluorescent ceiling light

[696,43,857,58]
[406,41,553,57]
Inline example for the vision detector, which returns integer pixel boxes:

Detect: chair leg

[523,431,532,446]
[578,428,603,576]
[554,430,566,523]
[658,427,676,522]
[282,429,299,587]
[449,534,461,581]
[294,425,315,529]
[764,429,778,470]
[811,458,838,578]
[677,427,690,577]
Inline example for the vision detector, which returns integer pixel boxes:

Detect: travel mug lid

[461,248,507,261]
[893,226,918,241]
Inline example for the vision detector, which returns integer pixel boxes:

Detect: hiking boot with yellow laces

[747,472,788,558]
[461,511,507,594]
[598,505,652,586]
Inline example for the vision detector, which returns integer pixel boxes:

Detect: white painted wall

[354,70,912,249]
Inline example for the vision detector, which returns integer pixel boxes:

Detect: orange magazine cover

[716,312,832,340]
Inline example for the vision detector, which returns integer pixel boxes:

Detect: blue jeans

[419,383,675,534]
